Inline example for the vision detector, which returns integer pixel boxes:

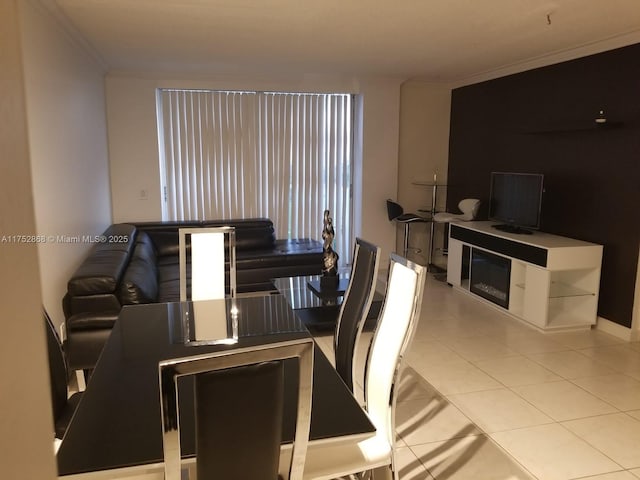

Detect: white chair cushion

[302,432,392,480]
[433,212,460,223]
[434,198,480,223]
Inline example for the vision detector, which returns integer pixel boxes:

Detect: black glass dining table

[272,274,384,330]
[57,294,374,478]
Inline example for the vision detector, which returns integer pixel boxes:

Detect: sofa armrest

[67,224,138,296]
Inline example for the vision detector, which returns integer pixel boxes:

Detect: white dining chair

[303,254,427,480]
[179,226,236,301]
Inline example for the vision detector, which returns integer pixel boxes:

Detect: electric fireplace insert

[470,249,511,309]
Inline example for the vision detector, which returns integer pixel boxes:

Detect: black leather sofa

[63,219,322,371]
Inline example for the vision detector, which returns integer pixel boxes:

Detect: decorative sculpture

[321,209,339,287]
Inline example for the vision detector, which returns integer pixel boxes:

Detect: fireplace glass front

[470,249,511,308]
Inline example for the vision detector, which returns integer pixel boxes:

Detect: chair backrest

[386,199,404,221]
[457,198,481,221]
[363,254,426,447]
[333,238,380,396]
[179,226,236,301]
[159,338,314,480]
[45,310,68,423]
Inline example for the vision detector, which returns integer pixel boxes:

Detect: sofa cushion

[119,232,159,305]
[202,219,276,250]
[146,231,181,257]
[234,227,276,251]
[157,279,181,303]
[67,312,119,331]
[66,293,121,316]
[94,223,138,252]
[236,239,323,270]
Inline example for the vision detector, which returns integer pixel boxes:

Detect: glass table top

[272,274,385,331]
[273,274,349,310]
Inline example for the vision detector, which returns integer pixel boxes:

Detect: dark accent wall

[447,43,640,328]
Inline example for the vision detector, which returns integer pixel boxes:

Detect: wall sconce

[595,110,607,124]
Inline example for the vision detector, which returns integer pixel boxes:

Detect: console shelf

[516,282,594,298]
[446,221,603,332]
[548,281,595,298]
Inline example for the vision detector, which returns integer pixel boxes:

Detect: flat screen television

[489,172,544,234]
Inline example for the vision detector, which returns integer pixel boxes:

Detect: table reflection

[167,295,307,348]
[181,299,239,346]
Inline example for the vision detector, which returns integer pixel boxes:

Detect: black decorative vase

[320,274,339,289]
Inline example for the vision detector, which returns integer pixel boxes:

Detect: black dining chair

[45,310,83,449]
[386,199,430,257]
[159,338,314,480]
[333,238,380,400]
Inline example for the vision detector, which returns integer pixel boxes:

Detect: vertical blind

[157,89,354,265]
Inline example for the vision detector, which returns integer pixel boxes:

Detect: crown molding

[30,0,109,72]
[451,29,640,88]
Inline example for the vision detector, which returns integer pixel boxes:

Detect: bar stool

[386,199,430,257]
[433,198,481,256]
[433,198,481,224]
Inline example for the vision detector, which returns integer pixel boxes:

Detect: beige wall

[397,81,452,265]
[0,0,57,477]
[19,0,112,330]
[106,72,403,263]
[106,75,162,222]
[351,77,405,263]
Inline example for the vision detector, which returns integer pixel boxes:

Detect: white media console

[447,221,603,331]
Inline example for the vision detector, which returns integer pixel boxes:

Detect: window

[156,89,354,265]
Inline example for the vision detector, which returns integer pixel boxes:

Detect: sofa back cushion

[119,232,159,305]
[134,219,276,256]
[132,221,201,257]
[67,224,138,296]
[202,219,275,251]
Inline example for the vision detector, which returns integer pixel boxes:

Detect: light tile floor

[313,273,640,480]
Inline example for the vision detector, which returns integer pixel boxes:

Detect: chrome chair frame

[159,338,314,480]
[179,226,236,301]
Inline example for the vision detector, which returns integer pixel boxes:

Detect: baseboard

[595,316,640,341]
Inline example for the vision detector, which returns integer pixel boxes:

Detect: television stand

[446,221,603,332]
[492,224,533,235]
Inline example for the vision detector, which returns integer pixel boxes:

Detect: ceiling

[47,0,640,84]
